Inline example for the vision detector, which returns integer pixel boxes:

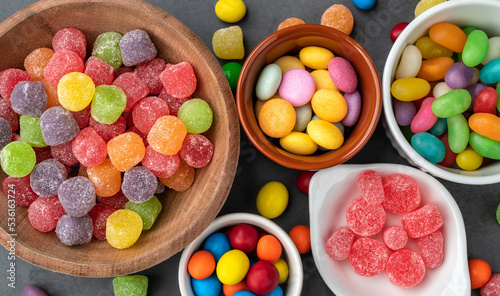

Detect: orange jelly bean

[417,56,455,81]
[469,113,500,141]
[429,23,467,53]
[87,158,121,197]
[258,98,296,138]
[321,4,354,35]
[159,159,195,192]
[277,17,306,31]
[107,132,146,171]
[24,48,54,81]
[148,115,187,155]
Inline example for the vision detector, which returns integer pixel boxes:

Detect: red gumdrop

[51,140,79,166]
[0,99,19,131]
[158,89,191,117]
[382,174,421,214]
[89,116,126,142]
[35,150,53,165]
[346,196,386,236]
[356,170,385,205]
[390,22,409,42]
[134,58,166,95]
[179,134,214,168]
[52,27,87,60]
[481,274,500,296]
[325,226,356,260]
[122,110,134,128]
[348,237,389,277]
[382,225,408,251]
[3,175,39,207]
[97,190,129,210]
[141,145,180,178]
[28,196,66,232]
[113,72,149,112]
[84,56,114,86]
[159,62,197,99]
[437,132,458,167]
[44,49,84,86]
[229,224,259,253]
[114,66,134,80]
[401,203,444,238]
[0,69,33,101]
[11,133,20,142]
[386,249,426,288]
[296,171,316,195]
[126,126,148,147]
[246,261,280,295]
[132,96,170,134]
[71,105,91,129]
[417,230,444,268]
[474,87,498,114]
[88,203,117,240]
[72,127,107,167]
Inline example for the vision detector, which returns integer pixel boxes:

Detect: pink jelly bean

[28,196,66,232]
[88,203,117,240]
[278,68,315,107]
[382,225,408,251]
[89,116,126,142]
[52,28,87,60]
[84,56,114,86]
[179,134,214,168]
[411,96,438,133]
[134,58,166,95]
[386,249,426,288]
[142,145,180,178]
[401,203,444,238]
[71,105,91,129]
[325,226,356,261]
[393,99,417,126]
[342,90,362,127]
[437,132,457,166]
[0,69,32,101]
[346,196,386,236]
[97,190,129,210]
[328,57,358,93]
[51,140,79,166]
[382,174,421,214]
[72,127,107,167]
[0,99,19,131]
[158,89,191,117]
[3,175,39,207]
[417,230,444,268]
[356,170,384,205]
[348,237,389,277]
[159,62,197,99]
[44,50,84,86]
[474,87,498,114]
[113,72,149,112]
[132,96,170,135]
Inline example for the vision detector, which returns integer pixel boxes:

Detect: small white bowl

[178,213,303,296]
[309,163,469,296]
[382,0,500,185]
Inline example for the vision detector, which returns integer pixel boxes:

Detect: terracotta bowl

[236,24,382,171]
[0,0,239,277]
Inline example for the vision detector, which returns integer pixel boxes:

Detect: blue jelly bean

[192,274,222,296]
[411,132,445,164]
[203,233,231,262]
[233,291,257,296]
[429,118,447,136]
[480,58,500,84]
[352,0,376,10]
[263,286,283,296]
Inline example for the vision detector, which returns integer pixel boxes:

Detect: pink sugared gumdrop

[28,196,66,232]
[72,127,107,167]
[88,203,117,240]
[97,190,129,210]
[382,225,408,251]
[346,196,386,236]
[141,146,180,178]
[401,203,444,238]
[3,175,39,207]
[179,134,214,168]
[126,126,148,147]
[278,68,315,107]
[328,57,358,94]
[356,170,384,205]
[325,226,356,261]
[386,249,426,288]
[84,56,114,86]
[0,69,32,101]
[159,62,197,99]
[89,116,126,142]
[51,140,79,166]
[134,58,166,95]
[348,237,389,277]
[113,72,149,112]
[44,50,84,86]
[382,174,421,214]
[417,230,444,268]
[158,89,191,117]
[52,27,87,60]
[481,274,500,296]
[71,105,91,129]
[132,96,170,135]
[0,99,19,131]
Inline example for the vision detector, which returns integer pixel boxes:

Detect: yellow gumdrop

[456,146,483,171]
[57,72,95,111]
[307,119,344,149]
[215,0,246,23]
[310,69,338,91]
[415,36,453,60]
[106,209,143,249]
[274,56,305,74]
[212,26,244,60]
[415,0,446,18]
[311,89,347,122]
[391,78,430,102]
[274,258,289,284]
[258,99,296,138]
[299,46,335,70]
[279,132,318,155]
[256,181,289,219]
[216,250,250,285]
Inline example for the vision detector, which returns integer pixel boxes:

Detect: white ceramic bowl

[309,163,469,296]
[178,213,303,296]
[382,0,500,185]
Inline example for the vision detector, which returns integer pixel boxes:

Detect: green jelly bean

[92,32,123,71]
[463,26,478,36]
[432,89,471,118]
[222,62,242,93]
[91,85,126,124]
[125,195,162,230]
[447,114,469,153]
[391,78,430,102]
[0,141,36,177]
[469,131,500,160]
[19,115,47,147]
[462,30,489,67]
[177,98,213,134]
[113,275,148,296]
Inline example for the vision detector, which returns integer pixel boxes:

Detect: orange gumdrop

[148,115,187,155]
[469,113,500,141]
[256,235,282,263]
[429,23,467,53]
[87,158,121,197]
[107,132,146,171]
[417,57,455,81]
[188,250,216,280]
[24,48,54,81]
[223,280,249,296]
[321,4,354,35]
[159,159,195,192]
[277,18,306,31]
[41,76,61,109]
[289,225,311,254]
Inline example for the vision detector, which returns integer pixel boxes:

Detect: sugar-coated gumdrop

[72,127,107,167]
[10,81,47,117]
[28,196,66,232]
[134,58,166,95]
[348,237,389,277]
[356,170,384,205]
[91,85,127,124]
[0,68,33,101]
[121,166,157,203]
[119,29,157,67]
[277,17,306,31]
[88,203,117,240]
[44,50,84,86]
[212,26,245,60]
[92,32,123,71]
[179,134,214,168]
[159,62,197,99]
[480,274,500,296]
[126,126,148,146]
[97,190,129,210]
[0,142,36,177]
[382,174,421,214]
[87,158,121,197]
[106,209,143,249]
[417,230,444,268]
[321,4,354,35]
[89,116,126,142]
[346,196,386,236]
[113,275,148,296]
[19,115,47,148]
[40,106,80,146]
[0,117,11,151]
[132,96,170,134]
[0,99,19,131]
[58,176,96,217]
[385,249,426,288]
[21,285,48,296]
[57,72,95,112]
[178,99,213,134]
[159,159,195,192]
[141,145,180,178]
[24,47,54,81]
[383,226,408,251]
[158,89,191,117]
[401,203,444,238]
[84,56,114,86]
[148,115,187,155]
[3,175,39,207]
[51,140,78,166]
[52,27,87,60]
[113,72,149,112]
[107,132,146,172]
[55,214,93,246]
[125,195,162,230]
[30,159,67,197]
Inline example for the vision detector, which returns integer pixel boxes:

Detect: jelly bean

[471,67,481,85]
[222,62,242,92]
[258,99,295,138]
[432,89,471,118]
[417,57,454,81]
[395,45,422,80]
[307,119,344,149]
[328,57,358,94]
[21,285,48,296]
[159,62,197,99]
[55,214,93,246]
[390,22,409,42]
[24,47,54,81]
[469,113,500,141]
[352,0,376,10]
[87,158,122,197]
[192,274,222,296]
[445,62,473,89]
[414,0,446,17]
[256,181,288,219]
[386,249,425,288]
[53,28,87,60]
[466,83,488,102]
[217,249,250,285]
[58,177,96,217]
[429,117,447,137]
[113,275,148,296]
[462,30,489,68]
[11,81,47,117]
[215,0,246,23]
[415,36,453,60]
[20,115,47,148]
[119,29,157,67]
[401,203,443,238]
[473,87,498,114]
[383,226,408,251]
[482,37,500,65]
[463,26,478,37]
[44,50,84,86]
[437,132,457,167]
[447,114,469,153]
[188,250,216,280]
[349,237,388,277]
[279,132,317,155]
[299,46,335,70]
[114,72,149,112]
[204,232,232,262]
[293,103,312,132]
[58,72,95,112]
[1,142,36,177]
[289,225,311,254]
[212,26,244,60]
[391,78,430,102]
[255,64,282,101]
[411,132,445,164]
[273,56,305,74]
[85,56,114,87]
[159,158,195,192]
[456,146,483,171]
[411,97,437,133]
[311,89,347,122]
[106,209,143,249]
[321,4,354,35]
[393,99,416,127]
[310,69,338,92]
[429,23,467,53]
[480,58,500,85]
[342,90,362,127]
[497,81,500,113]
[247,261,280,295]
[277,18,305,31]
[92,32,123,71]
[279,68,315,107]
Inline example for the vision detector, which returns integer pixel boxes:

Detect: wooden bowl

[0,0,239,277]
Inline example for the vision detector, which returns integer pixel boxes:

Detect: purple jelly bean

[411,97,438,133]
[341,90,362,127]
[30,159,67,197]
[466,83,488,101]
[55,214,93,246]
[40,106,80,146]
[22,285,48,296]
[10,81,47,117]
[445,62,473,89]
[328,57,358,93]
[58,176,96,217]
[119,29,157,67]
[121,166,157,203]
[0,117,12,151]
[393,99,416,126]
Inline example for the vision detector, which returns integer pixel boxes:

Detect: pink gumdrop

[158,89,191,117]
[126,126,148,147]
[89,116,126,142]
[386,249,426,288]
[417,230,444,268]
[411,96,438,133]
[278,68,315,107]
[401,203,444,238]
[328,57,358,94]
[88,203,117,240]
[382,174,421,214]
[393,99,417,127]
[159,62,197,99]
[348,237,389,277]
[97,190,129,210]
[437,132,457,167]
[52,27,87,60]
[71,105,91,129]
[44,49,84,86]
[346,196,386,236]
[114,66,134,80]
[11,133,20,142]
[3,175,39,207]
[28,196,66,232]
[383,226,408,251]
[51,140,79,166]
[0,99,19,131]
[356,170,384,205]
[84,56,114,86]
[481,274,500,296]
[0,69,33,101]
[474,87,498,114]
[141,145,180,178]
[132,96,170,134]
[122,110,134,128]
[325,226,356,260]
[113,72,150,112]
[179,134,214,168]
[342,90,362,127]
[72,127,107,167]
[134,58,166,95]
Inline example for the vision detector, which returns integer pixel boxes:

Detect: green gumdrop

[462,30,489,67]
[92,32,123,71]
[222,62,242,92]
[447,114,469,154]
[469,132,500,160]
[113,275,148,296]
[463,26,478,36]
[0,141,36,177]
[19,115,47,147]
[432,89,471,118]
[125,195,162,230]
[91,85,126,124]
[178,98,213,134]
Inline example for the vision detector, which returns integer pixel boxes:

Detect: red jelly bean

[401,203,444,238]
[325,226,356,261]
[0,69,32,101]
[28,196,66,232]
[382,225,408,251]
[96,190,129,210]
[141,145,180,178]
[44,49,84,86]
[3,175,39,207]
[88,203,117,240]
[382,174,421,214]
[84,56,114,86]
[296,171,316,195]
[52,27,87,60]
[71,105,91,129]
[346,196,386,236]
[51,140,79,166]
[132,96,170,134]
[0,99,19,131]
[386,249,426,288]
[417,230,444,268]
[179,134,214,168]
[159,62,197,99]
[134,58,166,95]
[481,274,500,296]
[437,132,458,166]
[113,72,149,112]
[158,89,191,117]
[390,22,409,42]
[348,237,389,277]
[72,127,107,167]
[89,116,126,142]
[474,87,498,114]
[356,170,384,205]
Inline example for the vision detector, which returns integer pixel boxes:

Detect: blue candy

[480,58,500,84]
[203,232,231,262]
[263,286,284,296]
[429,118,447,137]
[192,274,221,296]
[352,0,376,10]
[233,291,257,296]
[411,132,445,164]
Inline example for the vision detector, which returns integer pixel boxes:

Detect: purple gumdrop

[40,106,80,146]
[21,285,48,296]
[341,90,362,127]
[30,159,67,197]
[58,176,96,217]
[10,81,48,117]
[55,214,93,246]
[121,166,157,203]
[119,29,157,67]
[445,62,473,89]
[155,181,165,194]
[0,117,12,151]
[393,99,417,126]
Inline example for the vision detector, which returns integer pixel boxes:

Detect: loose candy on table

[356,170,384,205]
[246,261,280,295]
[88,203,117,240]
[295,170,316,195]
[52,27,87,60]
[112,73,148,113]
[222,62,242,93]
[134,58,166,95]
[203,232,232,262]
[293,103,312,132]
[348,237,389,277]
[256,181,288,219]
[215,0,247,23]
[84,56,115,87]
[258,99,296,138]
[39,106,80,146]
[3,175,39,207]
[58,176,96,217]
[279,68,315,107]
[255,63,282,101]
[119,29,157,67]
[469,113,500,141]
[321,4,354,35]
[24,48,54,81]
[277,18,306,31]
[385,249,426,288]
[121,166,157,203]
[447,114,469,153]
[352,0,376,10]
[391,78,430,102]
[469,259,493,289]
[431,89,471,118]
[72,127,107,167]
[299,46,334,70]
[28,196,66,232]
[390,22,409,42]
[401,203,444,238]
[19,115,46,148]
[125,195,162,230]
[346,196,386,236]
[92,31,123,71]
[159,159,195,192]
[279,131,318,155]
[462,29,489,68]
[87,158,122,197]
[429,22,467,53]
[21,285,48,296]
[55,214,93,246]
[89,116,127,142]
[0,142,36,177]
[113,275,148,296]
[382,174,421,214]
[311,89,347,123]
[30,159,67,198]
[212,26,245,60]
[10,81,47,117]
[383,226,408,251]
[178,99,213,134]
[481,274,500,296]
[256,234,282,263]
[307,119,344,150]
[395,45,422,80]
[148,115,187,155]
[44,49,84,86]
[132,96,170,134]
[107,132,146,172]
[417,230,444,268]
[179,134,214,168]
[289,225,311,254]
[273,56,305,74]
[216,249,250,285]
[106,209,143,249]
[0,68,33,101]
[192,274,222,296]
[188,250,216,280]
[414,0,446,17]
[469,132,500,160]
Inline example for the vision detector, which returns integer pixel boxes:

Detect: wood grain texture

[0,0,239,277]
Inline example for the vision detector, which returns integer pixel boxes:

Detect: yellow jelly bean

[106,209,143,249]
[310,69,338,91]
[212,26,244,60]
[257,181,288,219]
[274,56,305,74]
[258,99,296,138]
[415,36,453,60]
[299,46,335,70]
[307,119,344,149]
[216,250,249,285]
[274,258,289,284]
[279,131,318,155]
[391,78,430,102]
[456,146,483,171]
[311,89,347,122]
[414,0,446,18]
[215,0,246,23]
[57,72,95,112]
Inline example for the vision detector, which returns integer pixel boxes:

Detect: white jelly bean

[395,45,422,80]
[433,81,453,98]
[255,63,282,101]
[293,103,312,132]
[482,36,500,65]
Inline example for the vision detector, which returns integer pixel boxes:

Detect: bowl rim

[382,0,500,185]
[236,24,382,171]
